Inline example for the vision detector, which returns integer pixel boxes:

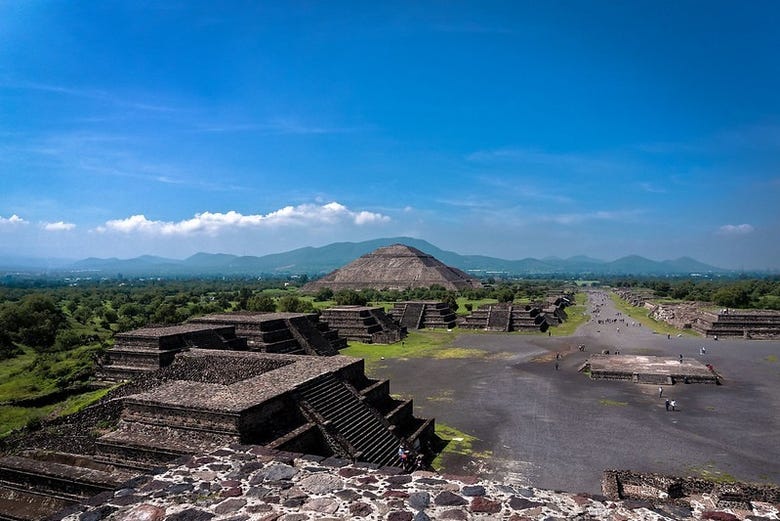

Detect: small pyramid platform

[302,244,482,292]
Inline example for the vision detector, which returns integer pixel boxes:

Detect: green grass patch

[0,386,114,438]
[599,398,628,407]
[688,464,737,483]
[765,354,778,363]
[51,387,113,417]
[609,292,697,337]
[431,423,481,470]
[340,329,487,373]
[0,405,50,437]
[426,389,455,403]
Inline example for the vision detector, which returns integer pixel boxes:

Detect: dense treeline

[616,277,780,309]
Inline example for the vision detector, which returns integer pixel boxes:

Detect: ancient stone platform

[319,306,405,344]
[389,301,457,330]
[693,310,780,339]
[100,323,247,381]
[458,303,550,332]
[189,312,345,354]
[583,354,720,384]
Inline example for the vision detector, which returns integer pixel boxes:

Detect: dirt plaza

[371,291,780,494]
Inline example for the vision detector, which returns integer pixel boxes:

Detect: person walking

[665,399,670,411]
[659,386,663,398]
[670,400,676,411]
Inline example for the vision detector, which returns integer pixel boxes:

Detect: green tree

[334,290,367,306]
[247,295,277,312]
[0,294,67,351]
[278,296,314,313]
[314,288,334,302]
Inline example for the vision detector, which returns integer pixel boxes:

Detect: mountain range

[0,237,728,277]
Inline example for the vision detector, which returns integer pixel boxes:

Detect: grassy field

[0,343,107,438]
[340,329,491,373]
[609,292,698,337]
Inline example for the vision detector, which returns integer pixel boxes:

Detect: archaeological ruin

[459,303,550,332]
[581,354,721,385]
[389,301,458,330]
[302,244,483,292]
[318,306,405,344]
[0,324,434,520]
[189,311,346,353]
[616,289,780,339]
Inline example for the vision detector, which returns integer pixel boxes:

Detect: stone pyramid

[303,244,482,292]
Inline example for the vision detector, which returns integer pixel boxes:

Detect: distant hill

[4,237,728,277]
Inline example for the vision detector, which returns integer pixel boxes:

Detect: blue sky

[1,1,778,269]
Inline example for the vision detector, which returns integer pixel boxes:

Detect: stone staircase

[390,301,457,330]
[399,302,425,329]
[296,375,400,467]
[486,306,511,331]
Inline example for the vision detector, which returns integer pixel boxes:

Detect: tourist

[679,354,683,363]
[659,386,663,398]
[665,399,670,411]
[670,400,677,411]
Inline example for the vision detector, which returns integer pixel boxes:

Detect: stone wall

[56,445,780,521]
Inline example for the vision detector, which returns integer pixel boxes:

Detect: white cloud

[96,202,390,236]
[0,214,27,226]
[537,210,642,225]
[43,221,76,231]
[718,224,755,235]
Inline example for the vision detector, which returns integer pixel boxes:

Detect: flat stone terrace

[584,355,719,384]
[124,350,362,413]
[56,445,779,521]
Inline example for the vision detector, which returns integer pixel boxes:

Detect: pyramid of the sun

[302,244,482,292]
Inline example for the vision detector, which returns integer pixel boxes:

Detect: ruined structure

[319,306,405,344]
[459,303,551,332]
[189,312,346,354]
[99,313,345,382]
[0,349,434,520]
[616,289,780,339]
[100,323,247,381]
[693,309,780,339]
[581,354,720,385]
[389,301,458,330]
[302,244,482,292]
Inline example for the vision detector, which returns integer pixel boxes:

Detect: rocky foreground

[57,445,778,521]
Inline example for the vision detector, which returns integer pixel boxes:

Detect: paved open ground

[372,290,780,494]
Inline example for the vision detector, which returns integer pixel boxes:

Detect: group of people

[659,387,678,411]
[398,442,425,471]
